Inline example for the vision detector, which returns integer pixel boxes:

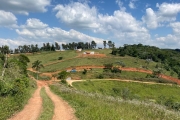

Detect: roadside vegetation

[39,87,54,120]
[0,54,36,120]
[50,83,180,120]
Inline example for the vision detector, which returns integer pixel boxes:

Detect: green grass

[41,56,157,72]
[73,80,180,100]
[0,79,37,120]
[27,50,78,68]
[28,71,51,80]
[27,50,175,78]
[39,87,54,120]
[50,84,180,120]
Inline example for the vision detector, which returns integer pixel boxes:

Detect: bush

[82,69,87,75]
[58,57,63,60]
[97,74,104,79]
[61,79,67,84]
[111,67,121,73]
[121,88,131,100]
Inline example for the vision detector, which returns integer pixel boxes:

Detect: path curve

[8,86,42,120]
[28,65,180,85]
[45,86,77,120]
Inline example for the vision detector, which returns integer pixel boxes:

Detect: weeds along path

[67,79,175,87]
[8,86,42,120]
[45,86,77,120]
[9,79,77,120]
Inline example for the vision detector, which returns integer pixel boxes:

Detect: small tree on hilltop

[32,60,44,80]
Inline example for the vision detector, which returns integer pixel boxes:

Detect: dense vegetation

[0,54,36,120]
[112,44,180,78]
[73,80,180,111]
[50,83,180,120]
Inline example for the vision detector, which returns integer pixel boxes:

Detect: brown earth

[28,65,180,85]
[8,86,42,120]
[8,80,77,120]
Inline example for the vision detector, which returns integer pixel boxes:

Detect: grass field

[73,80,180,100]
[27,50,78,68]
[50,83,180,120]
[0,79,36,120]
[26,50,176,78]
[39,87,54,120]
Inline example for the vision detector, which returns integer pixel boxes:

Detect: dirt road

[45,86,76,120]
[8,80,76,120]
[8,86,42,120]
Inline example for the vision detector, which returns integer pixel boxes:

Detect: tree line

[112,43,180,78]
[0,40,115,54]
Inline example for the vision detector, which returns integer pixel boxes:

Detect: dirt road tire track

[45,86,77,120]
[8,86,42,120]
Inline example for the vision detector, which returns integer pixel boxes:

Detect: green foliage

[73,80,180,111]
[39,87,54,120]
[0,79,36,120]
[32,60,44,80]
[50,84,180,120]
[96,74,104,79]
[58,57,63,60]
[111,67,121,73]
[58,71,69,80]
[114,44,180,76]
[82,69,87,75]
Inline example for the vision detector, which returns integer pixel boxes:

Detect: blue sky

[0,0,180,49]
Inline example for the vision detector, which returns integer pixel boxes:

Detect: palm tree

[32,60,44,80]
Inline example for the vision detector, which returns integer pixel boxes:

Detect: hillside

[26,48,179,84]
[3,47,180,119]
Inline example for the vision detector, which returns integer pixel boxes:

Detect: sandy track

[45,86,76,120]
[8,79,77,120]
[8,86,42,120]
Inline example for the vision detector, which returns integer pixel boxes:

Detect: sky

[1,0,180,49]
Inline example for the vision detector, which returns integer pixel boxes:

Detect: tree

[103,41,106,49]
[91,41,97,49]
[107,41,113,48]
[32,60,44,80]
[17,54,30,75]
[55,42,60,50]
[58,71,69,84]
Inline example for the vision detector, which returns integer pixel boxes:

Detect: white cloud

[53,2,99,29]
[129,0,137,9]
[115,0,126,11]
[152,22,180,48]
[170,22,180,34]
[20,18,48,29]
[0,0,51,15]
[143,3,180,29]
[15,18,104,47]
[142,8,158,29]
[0,10,17,28]
[53,1,150,47]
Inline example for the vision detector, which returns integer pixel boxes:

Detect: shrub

[82,69,87,75]
[121,87,130,100]
[58,57,63,60]
[97,74,104,79]
[111,67,121,73]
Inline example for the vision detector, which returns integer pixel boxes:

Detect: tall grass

[0,79,36,120]
[73,80,180,101]
[39,87,54,120]
[50,83,180,120]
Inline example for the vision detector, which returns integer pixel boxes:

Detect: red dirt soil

[28,65,180,85]
[8,80,77,120]
[8,86,42,120]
